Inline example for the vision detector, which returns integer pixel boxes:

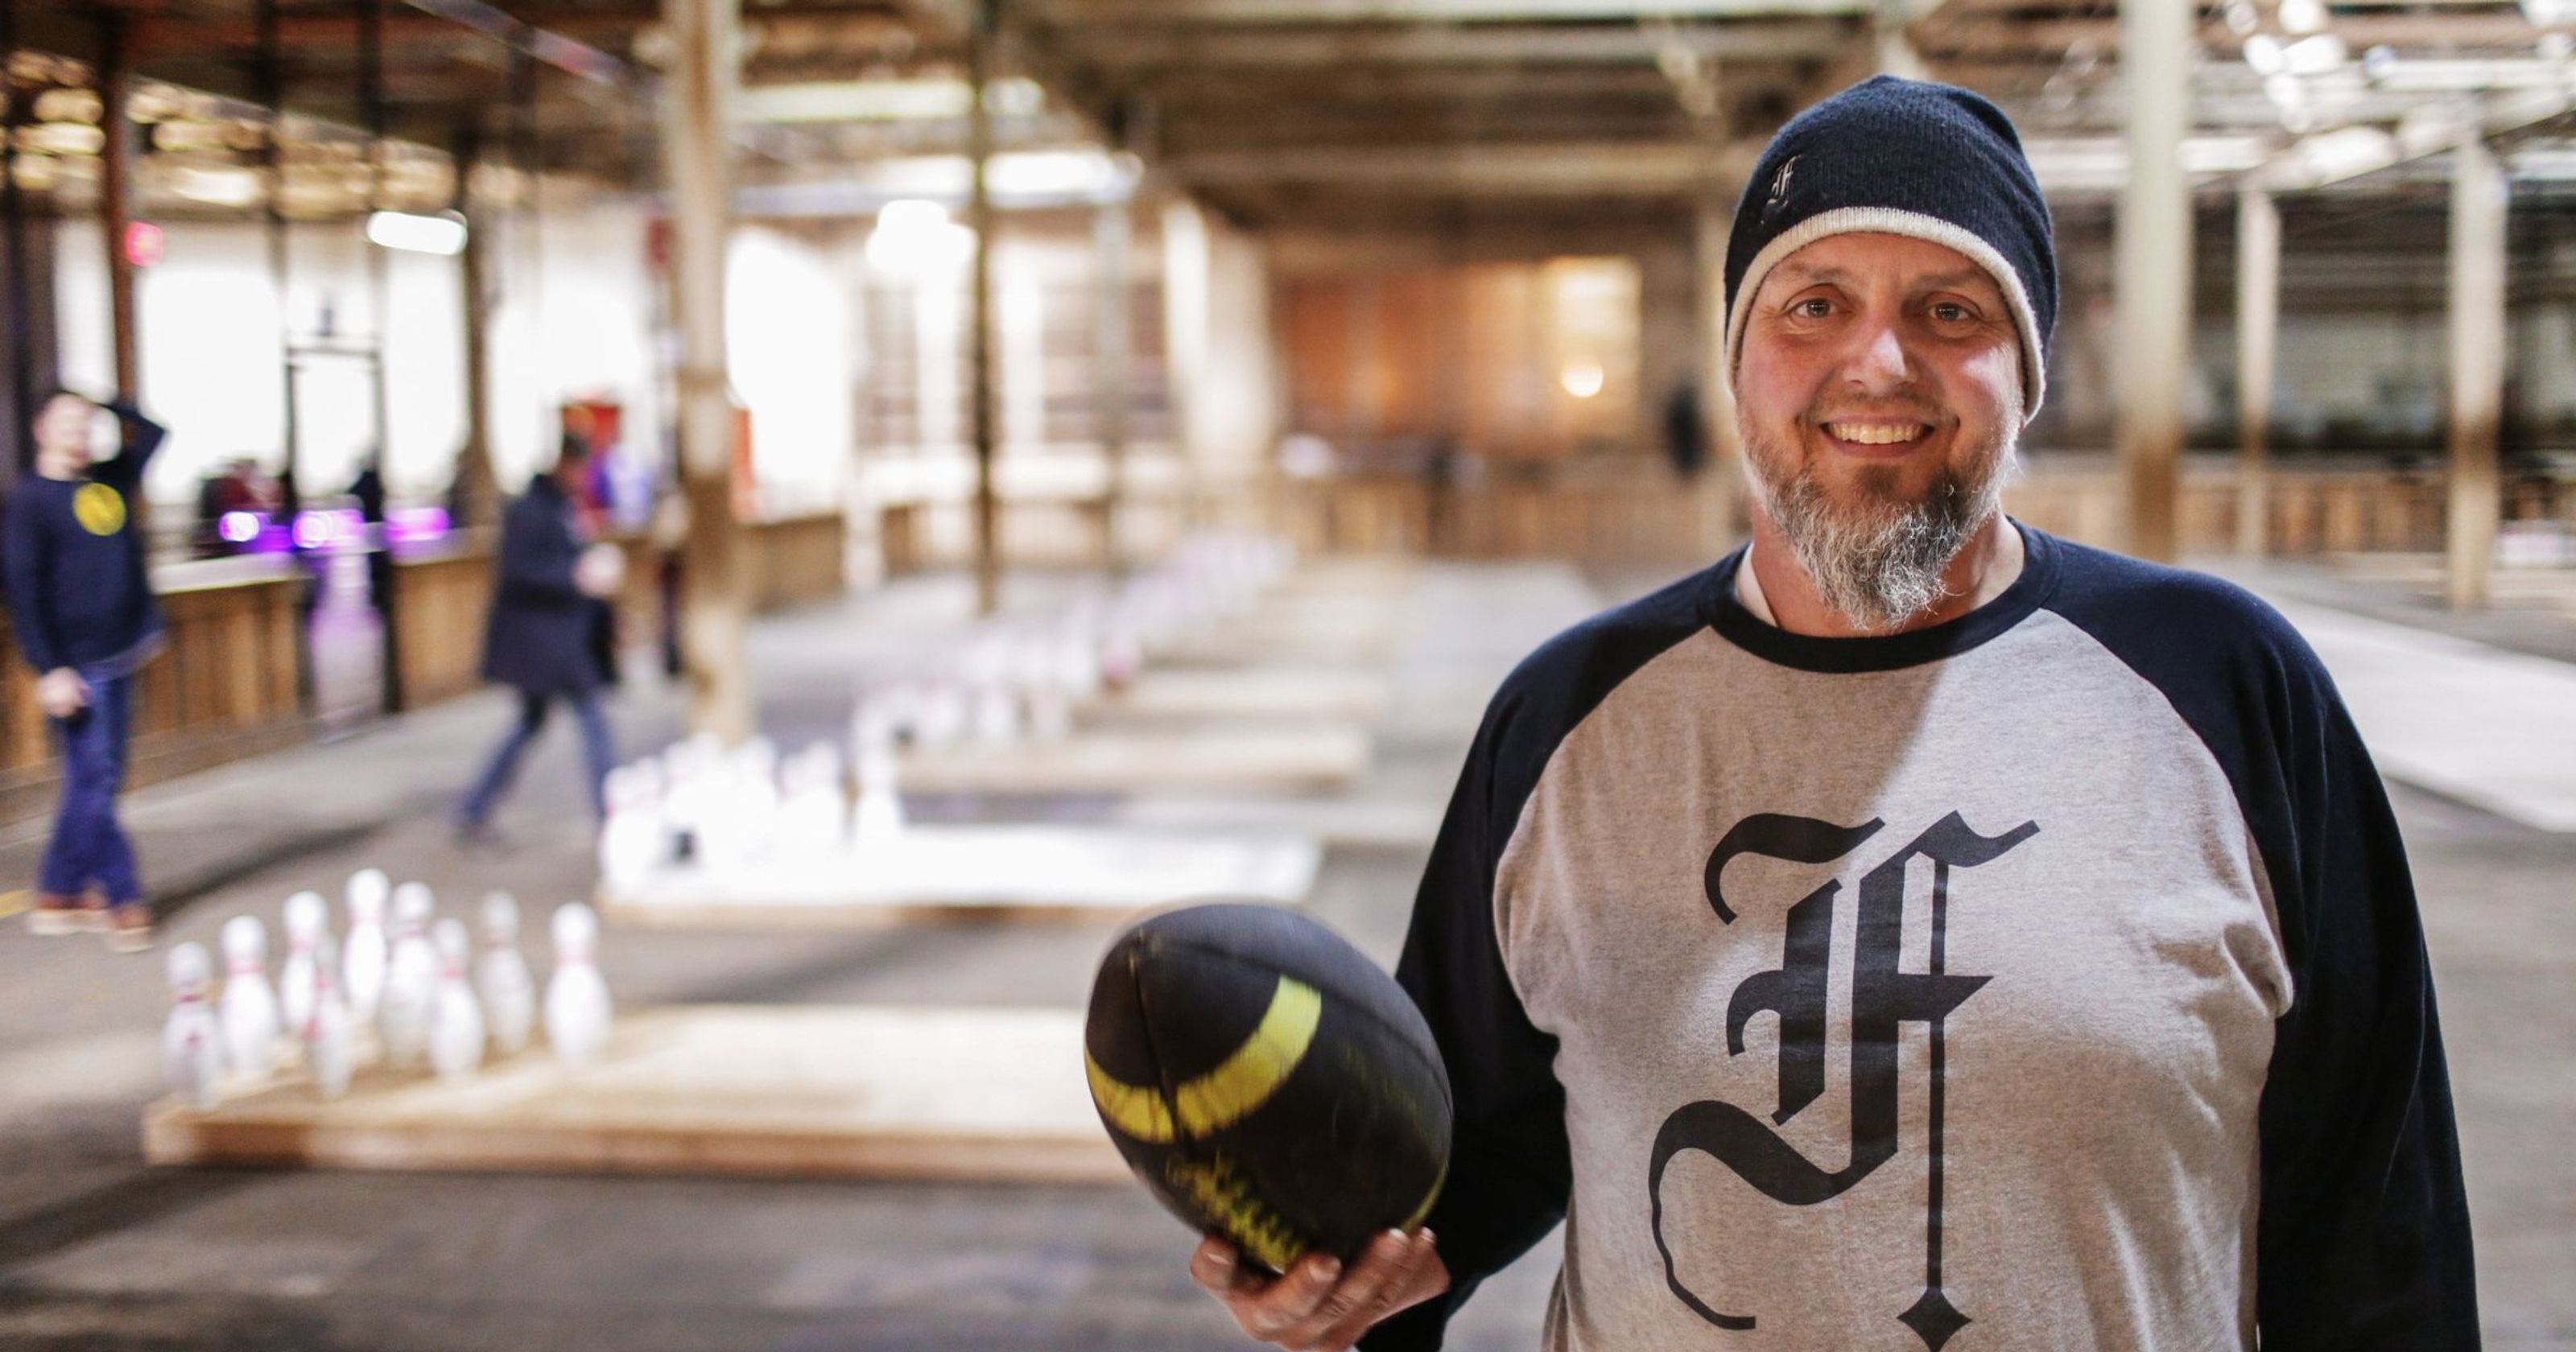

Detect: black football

[1083,901,1452,1275]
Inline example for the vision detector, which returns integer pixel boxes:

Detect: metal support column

[2235,187,2277,558]
[2115,0,2191,562]
[2446,131,2508,611]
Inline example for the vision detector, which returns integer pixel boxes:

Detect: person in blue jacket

[3,389,169,951]
[455,439,623,843]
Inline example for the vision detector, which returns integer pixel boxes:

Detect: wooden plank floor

[601,825,1321,930]
[143,1005,1125,1185]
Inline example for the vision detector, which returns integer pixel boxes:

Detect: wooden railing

[387,511,848,711]
[1264,455,2571,563]
[2,556,308,823]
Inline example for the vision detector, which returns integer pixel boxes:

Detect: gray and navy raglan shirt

[1363,524,2477,1351]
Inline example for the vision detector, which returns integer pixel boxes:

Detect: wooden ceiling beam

[1057,17,1860,69]
[1030,0,1868,23]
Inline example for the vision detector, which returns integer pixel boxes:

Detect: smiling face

[32,394,98,478]
[1733,230,2026,630]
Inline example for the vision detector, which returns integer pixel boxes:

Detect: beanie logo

[1764,155,1800,220]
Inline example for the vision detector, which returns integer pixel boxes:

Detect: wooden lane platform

[897,727,1369,794]
[1083,668,1389,725]
[143,1004,1125,1185]
[601,825,1322,930]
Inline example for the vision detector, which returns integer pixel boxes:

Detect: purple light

[218,511,262,544]
[386,506,452,545]
[288,508,366,551]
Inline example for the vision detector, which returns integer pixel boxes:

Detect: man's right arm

[1360,702,1573,1352]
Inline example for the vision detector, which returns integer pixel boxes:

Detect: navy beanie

[1723,75,2058,418]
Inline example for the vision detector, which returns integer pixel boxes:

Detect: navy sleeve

[1362,703,1575,1352]
[91,402,167,493]
[2044,542,2478,1350]
[1362,564,1724,1352]
[2,490,64,674]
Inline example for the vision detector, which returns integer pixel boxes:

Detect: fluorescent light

[365,209,468,255]
[737,77,1046,125]
[173,165,262,206]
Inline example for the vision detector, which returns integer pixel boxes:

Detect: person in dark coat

[455,441,622,842]
[2,390,169,950]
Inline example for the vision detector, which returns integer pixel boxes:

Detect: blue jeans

[39,670,141,906]
[459,687,614,826]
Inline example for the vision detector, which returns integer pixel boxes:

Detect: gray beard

[1742,420,2016,633]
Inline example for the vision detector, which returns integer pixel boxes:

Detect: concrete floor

[0,556,2567,1350]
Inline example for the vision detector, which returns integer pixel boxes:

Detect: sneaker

[25,892,105,935]
[104,903,154,953]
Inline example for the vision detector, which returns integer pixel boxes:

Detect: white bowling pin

[427,918,485,1082]
[543,902,613,1067]
[278,890,328,1037]
[598,766,663,888]
[477,892,536,1056]
[778,744,848,855]
[381,882,438,1069]
[851,743,907,847]
[304,934,353,1100]
[163,942,226,1111]
[343,869,390,1028]
[217,914,282,1082]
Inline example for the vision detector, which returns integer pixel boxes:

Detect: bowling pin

[543,902,613,1067]
[777,744,847,856]
[163,942,226,1111]
[598,765,663,888]
[217,914,282,1082]
[851,742,907,847]
[343,869,390,1027]
[478,892,536,1056]
[279,890,328,1037]
[304,934,353,1100]
[427,918,485,1082]
[381,882,438,1069]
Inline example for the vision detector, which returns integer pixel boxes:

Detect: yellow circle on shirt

[73,482,126,537]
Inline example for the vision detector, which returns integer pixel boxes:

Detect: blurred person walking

[455,440,624,846]
[2,390,169,951]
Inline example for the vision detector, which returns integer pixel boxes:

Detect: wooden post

[2446,131,2507,611]
[2115,0,2191,563]
[452,126,500,530]
[99,9,138,402]
[663,0,753,740]
[2235,187,2278,558]
[966,0,1001,614]
[1093,192,1132,573]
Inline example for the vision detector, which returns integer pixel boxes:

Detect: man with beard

[1189,77,2476,1351]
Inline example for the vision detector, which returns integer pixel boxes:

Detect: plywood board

[1086,669,1389,724]
[2273,600,2576,831]
[898,728,1368,794]
[602,825,1321,930]
[144,1005,1125,1184]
